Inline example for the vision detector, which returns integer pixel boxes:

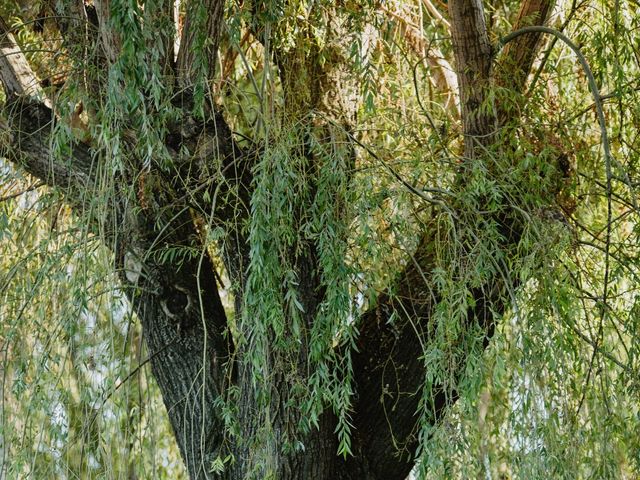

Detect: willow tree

[1,0,639,479]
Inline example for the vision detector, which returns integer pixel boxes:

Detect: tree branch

[93,0,121,64]
[0,15,95,189]
[0,16,45,98]
[345,222,515,479]
[448,0,495,156]
[496,0,556,95]
[346,1,558,476]
[379,3,459,115]
[176,0,225,87]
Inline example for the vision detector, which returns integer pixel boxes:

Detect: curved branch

[499,26,611,173]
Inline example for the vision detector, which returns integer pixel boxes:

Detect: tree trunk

[0,0,558,478]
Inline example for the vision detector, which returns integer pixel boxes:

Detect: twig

[80,339,179,457]
[0,181,45,202]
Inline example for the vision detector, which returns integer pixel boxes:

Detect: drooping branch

[346,227,514,480]
[499,24,615,372]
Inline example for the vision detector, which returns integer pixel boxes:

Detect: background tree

[1,0,639,479]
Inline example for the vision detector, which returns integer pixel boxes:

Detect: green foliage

[1,0,640,478]
[0,171,185,478]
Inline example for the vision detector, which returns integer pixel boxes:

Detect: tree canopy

[1,0,639,479]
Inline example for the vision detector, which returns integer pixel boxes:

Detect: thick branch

[1,15,233,478]
[45,0,99,50]
[176,0,225,87]
[345,1,558,476]
[346,222,513,479]
[0,16,92,188]
[448,0,494,156]
[496,0,555,95]
[0,17,44,98]
[346,233,438,479]
[2,100,94,188]
[92,0,121,64]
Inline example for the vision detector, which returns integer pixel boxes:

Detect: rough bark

[1,12,234,479]
[176,0,225,88]
[225,7,368,479]
[448,0,496,156]
[93,0,121,65]
[122,216,230,479]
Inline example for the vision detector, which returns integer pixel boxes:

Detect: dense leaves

[1,0,639,479]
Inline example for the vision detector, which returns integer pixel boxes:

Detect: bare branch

[422,0,450,29]
[0,180,44,203]
[379,3,459,115]
[0,16,45,99]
